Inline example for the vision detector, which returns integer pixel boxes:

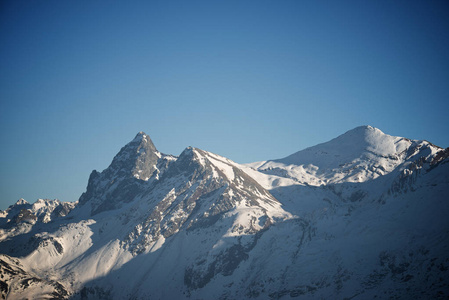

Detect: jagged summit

[15,198,29,206]
[104,131,158,180]
[180,146,194,155]
[78,132,176,214]
[132,131,152,142]
[1,127,448,299]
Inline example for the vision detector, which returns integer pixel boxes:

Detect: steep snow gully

[1,126,448,299]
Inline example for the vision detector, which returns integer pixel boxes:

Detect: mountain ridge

[1,125,448,299]
[248,125,445,187]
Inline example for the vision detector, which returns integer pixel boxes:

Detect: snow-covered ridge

[0,198,77,242]
[1,126,448,299]
[249,125,444,186]
[0,198,77,223]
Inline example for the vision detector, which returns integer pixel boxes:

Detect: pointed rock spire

[105,131,159,180]
[79,132,164,212]
[15,198,29,206]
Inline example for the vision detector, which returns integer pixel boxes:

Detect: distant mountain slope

[1,126,448,299]
[248,125,446,186]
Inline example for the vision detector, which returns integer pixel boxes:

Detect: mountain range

[1,125,448,299]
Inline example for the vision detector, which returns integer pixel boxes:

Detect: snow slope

[1,126,448,299]
[248,125,442,186]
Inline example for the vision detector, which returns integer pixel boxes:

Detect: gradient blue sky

[1,0,448,210]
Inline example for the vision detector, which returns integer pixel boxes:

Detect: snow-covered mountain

[248,125,444,185]
[1,126,448,299]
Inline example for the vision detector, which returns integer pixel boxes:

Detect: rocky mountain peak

[15,198,29,206]
[1,127,448,299]
[78,132,168,213]
[104,132,159,181]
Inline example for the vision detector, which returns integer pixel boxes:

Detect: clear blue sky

[1,0,448,210]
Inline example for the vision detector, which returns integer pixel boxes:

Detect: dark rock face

[2,128,448,300]
[0,256,69,299]
[53,201,76,218]
[13,209,37,224]
[103,132,159,181]
[78,132,176,215]
[0,201,32,228]
[184,243,250,289]
[388,144,449,195]
[361,248,449,299]
[122,146,285,256]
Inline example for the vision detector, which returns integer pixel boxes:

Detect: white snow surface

[1,126,448,299]
[248,125,440,186]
